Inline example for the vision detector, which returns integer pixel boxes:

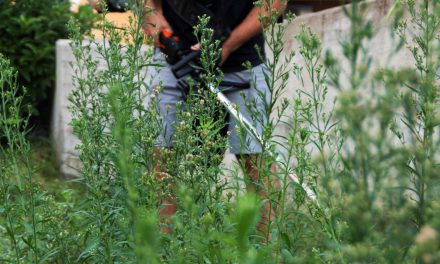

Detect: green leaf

[78,238,99,260]
[387,0,401,18]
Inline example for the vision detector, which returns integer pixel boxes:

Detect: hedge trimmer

[159,31,318,203]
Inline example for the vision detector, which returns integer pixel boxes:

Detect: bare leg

[236,154,280,242]
[154,147,176,234]
[155,149,280,237]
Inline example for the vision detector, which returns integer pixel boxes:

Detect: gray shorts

[149,50,269,154]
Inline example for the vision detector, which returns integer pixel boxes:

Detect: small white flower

[153,86,161,94]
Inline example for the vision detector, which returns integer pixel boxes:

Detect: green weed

[0,0,439,263]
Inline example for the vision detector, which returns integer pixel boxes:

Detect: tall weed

[0,0,439,263]
[0,54,81,263]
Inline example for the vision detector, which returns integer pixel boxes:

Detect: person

[141,0,285,238]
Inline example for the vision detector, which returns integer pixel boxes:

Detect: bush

[0,0,96,123]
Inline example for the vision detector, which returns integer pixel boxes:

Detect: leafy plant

[0,0,96,122]
[1,0,439,263]
[0,53,83,263]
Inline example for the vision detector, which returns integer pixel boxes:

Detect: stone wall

[53,0,412,177]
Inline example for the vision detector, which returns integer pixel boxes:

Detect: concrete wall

[53,0,413,177]
[273,0,413,139]
[53,39,82,177]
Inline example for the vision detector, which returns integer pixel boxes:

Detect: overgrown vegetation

[1,0,439,263]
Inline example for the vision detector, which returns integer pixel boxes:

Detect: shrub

[0,0,96,123]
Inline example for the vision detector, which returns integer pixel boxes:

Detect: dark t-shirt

[162,0,265,73]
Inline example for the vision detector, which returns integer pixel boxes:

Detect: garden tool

[159,31,318,203]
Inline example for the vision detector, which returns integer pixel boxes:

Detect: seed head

[153,86,161,94]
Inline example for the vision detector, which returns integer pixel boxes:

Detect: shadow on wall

[286,0,350,16]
